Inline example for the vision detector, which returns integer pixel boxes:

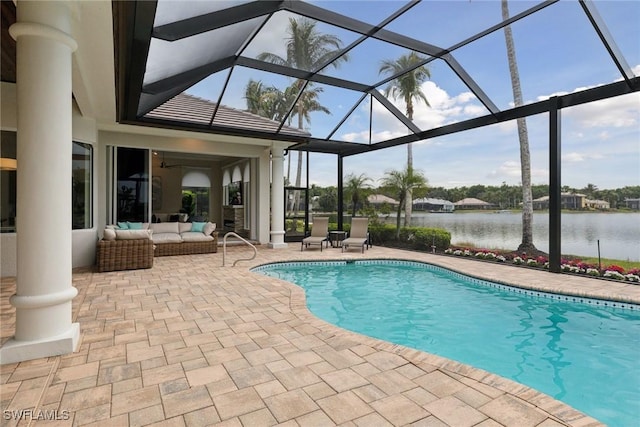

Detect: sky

[182,0,640,190]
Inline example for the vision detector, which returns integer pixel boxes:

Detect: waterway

[385,212,640,262]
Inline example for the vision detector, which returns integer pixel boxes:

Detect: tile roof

[454,197,491,206]
[368,194,398,204]
[145,93,310,137]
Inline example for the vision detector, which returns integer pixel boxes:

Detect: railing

[222,232,257,267]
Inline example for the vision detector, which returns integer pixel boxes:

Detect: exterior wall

[625,199,640,210]
[0,83,17,277]
[71,103,98,270]
[97,130,272,244]
[1,81,276,277]
[1,83,99,276]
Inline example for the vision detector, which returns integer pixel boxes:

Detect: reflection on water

[391,212,640,261]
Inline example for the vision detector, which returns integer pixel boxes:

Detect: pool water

[254,260,640,427]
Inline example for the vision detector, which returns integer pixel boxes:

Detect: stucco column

[0,1,79,364]
[268,144,287,248]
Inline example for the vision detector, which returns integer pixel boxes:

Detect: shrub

[368,223,396,245]
[411,228,451,251]
[586,268,600,276]
[604,270,625,280]
[396,227,451,251]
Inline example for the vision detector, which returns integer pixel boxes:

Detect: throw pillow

[128,222,143,230]
[203,222,216,236]
[117,221,129,229]
[191,222,206,233]
[103,228,116,241]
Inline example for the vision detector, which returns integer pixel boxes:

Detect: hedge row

[324,222,451,252]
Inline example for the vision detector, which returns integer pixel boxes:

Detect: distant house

[532,193,587,210]
[454,197,493,210]
[413,198,455,212]
[367,194,399,208]
[625,198,640,210]
[585,199,610,210]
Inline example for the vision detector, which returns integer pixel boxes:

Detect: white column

[268,144,287,248]
[0,1,79,364]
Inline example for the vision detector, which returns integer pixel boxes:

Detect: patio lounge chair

[301,217,329,251]
[342,217,370,253]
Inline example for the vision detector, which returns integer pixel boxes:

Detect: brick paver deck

[2,244,638,426]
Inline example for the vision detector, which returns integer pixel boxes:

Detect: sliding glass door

[113,147,149,223]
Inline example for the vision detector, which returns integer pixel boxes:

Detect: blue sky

[186,0,639,190]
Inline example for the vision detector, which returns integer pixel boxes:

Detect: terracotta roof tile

[145,93,309,137]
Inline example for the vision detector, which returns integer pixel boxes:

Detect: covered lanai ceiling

[114,0,639,156]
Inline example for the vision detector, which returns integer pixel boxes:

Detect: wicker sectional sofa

[96,238,154,272]
[96,221,218,272]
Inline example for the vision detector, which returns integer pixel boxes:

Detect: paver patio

[2,244,638,426]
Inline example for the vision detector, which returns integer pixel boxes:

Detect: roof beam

[335,77,640,157]
[134,116,309,144]
[115,0,157,122]
[143,56,236,95]
[370,90,421,134]
[236,57,370,92]
[442,53,499,115]
[152,1,282,41]
[580,0,635,87]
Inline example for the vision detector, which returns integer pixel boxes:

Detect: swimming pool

[253,260,640,427]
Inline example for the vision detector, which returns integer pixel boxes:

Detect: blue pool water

[254,260,640,427]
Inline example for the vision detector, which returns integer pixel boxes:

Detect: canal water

[387,212,640,262]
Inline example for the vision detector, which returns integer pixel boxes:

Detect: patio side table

[329,230,347,248]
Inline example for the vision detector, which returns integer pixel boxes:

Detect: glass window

[181,187,210,221]
[116,147,149,222]
[72,141,93,229]
[1,133,94,232]
[0,131,17,233]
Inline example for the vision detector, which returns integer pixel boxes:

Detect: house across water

[413,198,455,213]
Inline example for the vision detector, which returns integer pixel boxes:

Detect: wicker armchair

[96,239,154,272]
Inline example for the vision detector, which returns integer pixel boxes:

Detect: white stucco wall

[71,104,98,270]
[1,79,285,277]
[0,83,99,277]
[0,83,17,276]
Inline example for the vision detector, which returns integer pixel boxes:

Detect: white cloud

[341,81,484,140]
[562,152,605,163]
[242,12,292,59]
[563,93,640,128]
[487,160,548,181]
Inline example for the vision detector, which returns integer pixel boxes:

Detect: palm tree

[379,166,428,239]
[258,17,348,215]
[502,0,537,255]
[379,52,431,227]
[344,173,372,217]
[289,86,330,212]
[244,79,265,115]
[582,183,598,199]
[244,79,293,122]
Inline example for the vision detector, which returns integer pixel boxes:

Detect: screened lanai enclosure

[114,0,639,271]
